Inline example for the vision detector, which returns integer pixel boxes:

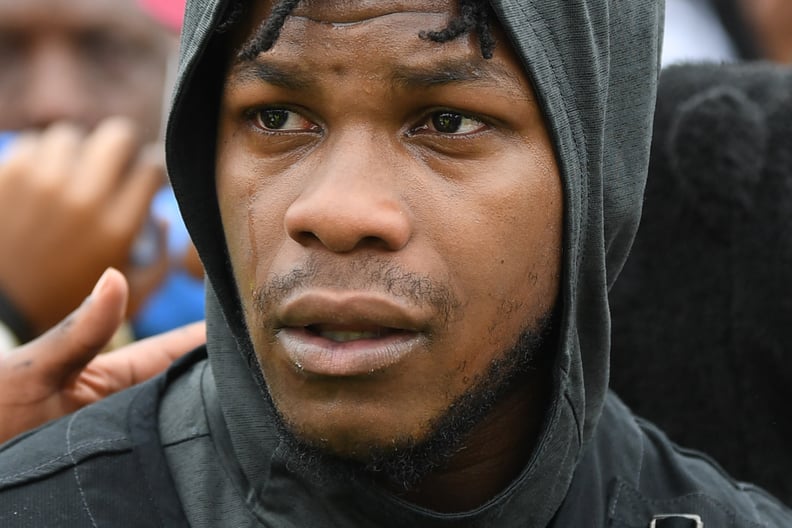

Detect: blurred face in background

[0,0,176,140]
[739,0,792,63]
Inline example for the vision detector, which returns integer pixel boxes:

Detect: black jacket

[1,347,789,527]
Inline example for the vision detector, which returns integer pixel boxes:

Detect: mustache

[252,255,459,326]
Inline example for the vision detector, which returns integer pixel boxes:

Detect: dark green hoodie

[0,1,791,526]
[164,1,663,524]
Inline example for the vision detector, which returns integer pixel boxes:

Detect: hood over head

[166,0,662,524]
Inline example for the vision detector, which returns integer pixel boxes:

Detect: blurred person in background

[609,56,792,505]
[663,0,792,66]
[663,0,740,64]
[0,0,204,349]
[620,0,792,505]
[0,0,206,443]
[737,0,792,63]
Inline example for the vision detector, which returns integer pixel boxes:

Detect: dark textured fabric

[555,393,791,527]
[2,350,792,526]
[609,62,792,506]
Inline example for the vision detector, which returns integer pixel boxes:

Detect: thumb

[31,268,128,388]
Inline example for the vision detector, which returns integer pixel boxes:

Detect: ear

[666,85,767,231]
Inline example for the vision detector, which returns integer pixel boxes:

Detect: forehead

[288,0,456,22]
[231,0,458,46]
[228,0,529,93]
[0,0,159,34]
[239,0,458,22]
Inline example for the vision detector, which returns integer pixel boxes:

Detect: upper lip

[275,289,431,332]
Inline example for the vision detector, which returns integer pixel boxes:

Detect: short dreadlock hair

[219,0,497,61]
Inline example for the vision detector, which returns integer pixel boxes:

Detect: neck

[388,368,550,513]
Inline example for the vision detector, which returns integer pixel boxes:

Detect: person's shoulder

[591,391,792,527]
[0,381,145,525]
[0,346,207,481]
[0,348,206,527]
[0,381,142,486]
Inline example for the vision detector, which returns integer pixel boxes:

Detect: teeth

[319,330,381,342]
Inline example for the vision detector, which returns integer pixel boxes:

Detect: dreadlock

[221,0,497,61]
[418,0,496,59]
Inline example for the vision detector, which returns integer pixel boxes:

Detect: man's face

[0,0,174,139]
[216,0,563,461]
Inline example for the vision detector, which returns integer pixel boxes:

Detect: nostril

[284,187,412,252]
[316,233,395,253]
[358,235,394,251]
[293,230,322,247]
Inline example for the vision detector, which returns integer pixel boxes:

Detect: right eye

[254,108,319,132]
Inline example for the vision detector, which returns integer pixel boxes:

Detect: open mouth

[272,290,432,376]
[304,324,406,343]
[276,324,422,376]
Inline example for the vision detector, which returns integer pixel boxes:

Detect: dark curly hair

[218,0,497,60]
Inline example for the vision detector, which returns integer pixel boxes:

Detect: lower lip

[276,328,424,376]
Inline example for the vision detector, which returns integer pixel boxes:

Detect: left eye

[415,111,487,135]
[254,108,317,131]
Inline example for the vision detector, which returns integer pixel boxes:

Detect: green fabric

[163,1,664,526]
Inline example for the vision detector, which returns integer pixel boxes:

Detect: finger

[90,320,205,389]
[105,144,167,238]
[28,268,128,387]
[35,122,84,189]
[74,116,142,200]
[138,143,168,187]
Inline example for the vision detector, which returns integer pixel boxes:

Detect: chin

[264,374,439,460]
[283,409,428,462]
[276,414,446,491]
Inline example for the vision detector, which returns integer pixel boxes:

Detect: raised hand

[0,268,205,444]
[0,117,168,338]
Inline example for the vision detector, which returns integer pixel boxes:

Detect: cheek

[216,141,298,300]
[427,152,563,321]
[217,143,264,294]
[391,158,561,404]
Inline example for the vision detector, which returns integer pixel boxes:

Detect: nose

[22,43,95,130]
[284,135,413,253]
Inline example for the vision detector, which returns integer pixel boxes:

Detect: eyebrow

[390,58,518,89]
[229,61,314,91]
[228,57,523,93]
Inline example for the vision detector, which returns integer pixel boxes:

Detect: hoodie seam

[0,438,128,485]
[66,409,99,528]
